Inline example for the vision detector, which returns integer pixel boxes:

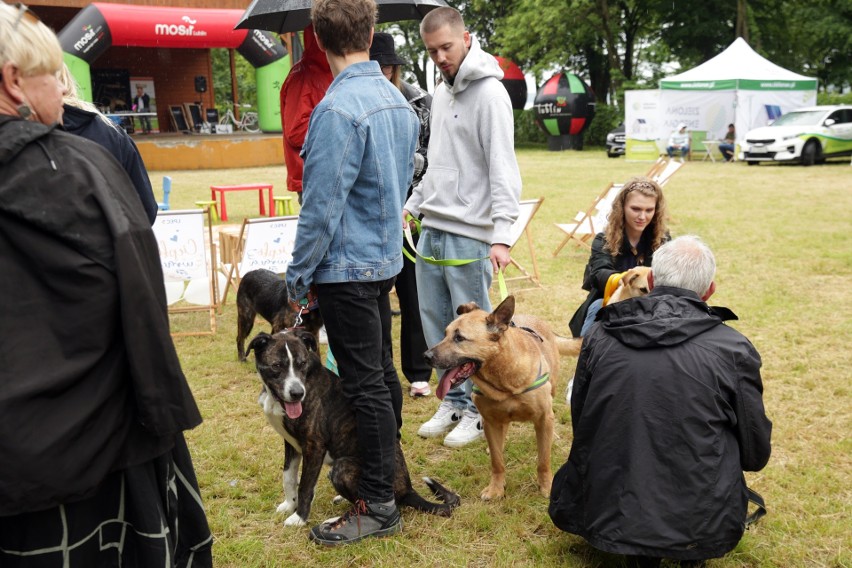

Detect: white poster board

[152,208,217,335]
[240,216,299,274]
[625,89,663,161]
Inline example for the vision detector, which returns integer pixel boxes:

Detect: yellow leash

[404,217,508,301]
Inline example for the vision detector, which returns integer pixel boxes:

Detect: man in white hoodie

[403,7,521,448]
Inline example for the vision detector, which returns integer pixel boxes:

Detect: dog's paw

[480,485,505,501]
[283,512,307,527]
[276,499,297,516]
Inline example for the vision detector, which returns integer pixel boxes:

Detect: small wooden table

[210,183,274,221]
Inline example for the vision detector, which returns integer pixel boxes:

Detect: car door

[824,109,852,156]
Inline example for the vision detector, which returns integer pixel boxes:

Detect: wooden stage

[133,132,284,171]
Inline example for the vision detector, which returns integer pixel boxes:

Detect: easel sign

[241,217,299,274]
[152,208,218,336]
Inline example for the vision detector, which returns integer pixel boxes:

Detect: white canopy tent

[625,38,817,160]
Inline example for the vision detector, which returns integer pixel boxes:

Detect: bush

[817,92,852,105]
[514,109,547,145]
[583,104,623,147]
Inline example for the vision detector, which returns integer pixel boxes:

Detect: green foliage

[582,104,622,147]
[817,91,852,105]
[211,48,259,115]
[514,109,547,145]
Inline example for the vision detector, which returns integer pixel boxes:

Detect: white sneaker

[443,409,484,447]
[418,400,462,438]
[409,381,431,398]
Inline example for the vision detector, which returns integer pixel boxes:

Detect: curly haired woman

[569,177,670,337]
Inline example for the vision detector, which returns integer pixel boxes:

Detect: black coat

[62,104,158,224]
[550,287,772,561]
[0,115,202,515]
[568,231,661,337]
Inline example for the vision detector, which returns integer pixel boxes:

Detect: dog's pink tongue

[284,401,302,419]
[436,365,472,400]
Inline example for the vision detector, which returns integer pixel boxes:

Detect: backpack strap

[745,486,767,527]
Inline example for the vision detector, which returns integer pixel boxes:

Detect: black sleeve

[734,340,772,471]
[585,233,618,292]
[119,135,158,225]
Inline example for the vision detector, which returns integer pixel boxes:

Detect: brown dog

[606,266,652,305]
[425,295,577,500]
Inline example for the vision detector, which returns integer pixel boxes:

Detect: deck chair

[651,158,683,187]
[219,215,299,304]
[552,183,623,256]
[504,198,544,289]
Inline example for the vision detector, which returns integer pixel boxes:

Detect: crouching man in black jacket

[550,235,772,567]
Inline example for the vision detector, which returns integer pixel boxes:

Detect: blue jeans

[719,142,735,161]
[580,298,604,336]
[666,145,689,159]
[416,228,492,413]
[316,278,401,502]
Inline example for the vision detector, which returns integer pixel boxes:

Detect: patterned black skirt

[0,435,212,567]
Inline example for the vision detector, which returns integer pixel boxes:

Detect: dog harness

[472,322,550,396]
[472,362,550,396]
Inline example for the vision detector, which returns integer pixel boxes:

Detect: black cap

[370,32,405,66]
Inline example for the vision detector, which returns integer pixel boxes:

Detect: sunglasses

[12,2,41,31]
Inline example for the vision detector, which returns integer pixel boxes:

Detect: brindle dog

[247,330,460,526]
[235,269,322,361]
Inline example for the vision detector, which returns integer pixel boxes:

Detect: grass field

[155,149,851,567]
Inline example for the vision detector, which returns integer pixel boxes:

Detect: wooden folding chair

[504,198,544,289]
[553,183,623,256]
[219,216,299,304]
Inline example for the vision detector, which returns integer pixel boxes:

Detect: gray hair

[651,235,716,296]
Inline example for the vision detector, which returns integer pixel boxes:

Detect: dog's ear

[486,295,514,332]
[294,328,319,353]
[246,332,272,357]
[456,302,480,315]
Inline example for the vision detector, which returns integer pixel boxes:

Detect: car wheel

[747,161,759,166]
[801,140,818,166]
[607,153,620,158]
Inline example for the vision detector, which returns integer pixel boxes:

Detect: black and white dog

[247,330,460,526]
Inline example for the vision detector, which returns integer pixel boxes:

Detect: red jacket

[279,25,332,194]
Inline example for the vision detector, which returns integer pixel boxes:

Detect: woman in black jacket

[568,177,669,337]
[0,6,210,565]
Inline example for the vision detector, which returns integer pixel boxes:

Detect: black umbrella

[236,0,449,34]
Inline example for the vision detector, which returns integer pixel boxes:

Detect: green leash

[404,217,508,300]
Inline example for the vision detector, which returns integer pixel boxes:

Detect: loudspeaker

[194,75,207,93]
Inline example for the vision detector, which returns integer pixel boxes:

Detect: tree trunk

[736,0,749,41]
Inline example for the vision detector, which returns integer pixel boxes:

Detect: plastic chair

[158,176,171,211]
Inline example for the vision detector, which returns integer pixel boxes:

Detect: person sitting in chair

[719,123,736,162]
[666,122,689,161]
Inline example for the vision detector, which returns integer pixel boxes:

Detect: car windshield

[772,111,825,127]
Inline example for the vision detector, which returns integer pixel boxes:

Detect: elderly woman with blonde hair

[0,3,211,566]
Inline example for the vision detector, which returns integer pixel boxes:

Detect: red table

[210,183,274,221]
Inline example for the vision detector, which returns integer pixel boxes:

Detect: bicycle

[219,103,260,133]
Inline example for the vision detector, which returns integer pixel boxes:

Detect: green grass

[157,150,852,567]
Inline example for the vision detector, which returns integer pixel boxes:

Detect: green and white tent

[625,38,817,159]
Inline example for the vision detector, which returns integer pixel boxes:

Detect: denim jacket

[286,61,418,301]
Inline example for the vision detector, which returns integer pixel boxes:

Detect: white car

[740,105,852,166]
